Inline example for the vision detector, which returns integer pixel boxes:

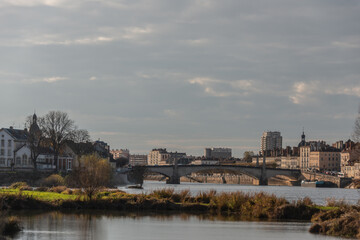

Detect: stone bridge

[302,172,353,188]
[144,164,302,185]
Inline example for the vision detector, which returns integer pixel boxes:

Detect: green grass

[0,189,78,201]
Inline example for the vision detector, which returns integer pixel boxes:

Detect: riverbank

[0,187,359,239]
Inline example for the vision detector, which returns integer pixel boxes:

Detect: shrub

[41,174,65,187]
[171,190,191,203]
[49,186,67,193]
[326,198,348,208]
[9,182,28,189]
[150,189,175,199]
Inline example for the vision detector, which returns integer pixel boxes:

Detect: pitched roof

[2,128,28,141]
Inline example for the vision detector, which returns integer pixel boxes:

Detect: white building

[1,115,73,172]
[148,148,170,165]
[0,127,30,169]
[261,131,282,152]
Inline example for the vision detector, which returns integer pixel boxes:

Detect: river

[119,180,360,205]
[11,182,360,239]
[14,211,342,240]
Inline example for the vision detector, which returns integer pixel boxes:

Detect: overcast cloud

[0,0,359,157]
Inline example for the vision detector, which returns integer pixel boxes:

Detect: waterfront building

[300,141,341,171]
[204,147,232,159]
[129,154,147,166]
[0,126,31,169]
[0,125,73,171]
[260,131,282,153]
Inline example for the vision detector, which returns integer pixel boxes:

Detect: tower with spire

[298,128,306,147]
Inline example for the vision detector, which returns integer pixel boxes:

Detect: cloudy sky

[0,0,359,157]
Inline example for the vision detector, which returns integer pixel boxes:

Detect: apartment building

[261,131,282,153]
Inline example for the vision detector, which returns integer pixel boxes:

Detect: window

[0,149,4,156]
[23,155,28,165]
[8,140,12,147]
[0,158,5,165]
[7,149,11,156]
[0,140,4,147]
[16,157,21,165]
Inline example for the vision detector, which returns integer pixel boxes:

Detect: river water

[119,180,360,205]
[14,211,342,240]
[12,182,360,239]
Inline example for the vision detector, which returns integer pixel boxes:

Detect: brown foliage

[75,154,112,200]
[41,174,65,187]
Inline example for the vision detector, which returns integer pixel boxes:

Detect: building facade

[129,154,147,166]
[280,156,300,169]
[308,151,341,172]
[204,147,232,159]
[261,131,282,153]
[0,126,73,171]
[111,149,130,159]
[148,148,170,165]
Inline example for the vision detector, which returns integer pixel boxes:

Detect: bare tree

[352,105,360,142]
[76,153,112,200]
[243,151,254,162]
[70,129,91,143]
[42,111,76,171]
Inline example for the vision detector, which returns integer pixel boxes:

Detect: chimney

[9,126,13,129]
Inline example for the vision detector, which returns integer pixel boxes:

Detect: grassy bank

[0,187,358,238]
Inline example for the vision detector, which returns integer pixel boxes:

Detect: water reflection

[13,210,343,240]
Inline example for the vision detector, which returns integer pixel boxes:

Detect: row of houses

[0,114,113,172]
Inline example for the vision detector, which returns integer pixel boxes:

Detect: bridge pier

[259,155,268,185]
[259,177,268,185]
[166,176,180,184]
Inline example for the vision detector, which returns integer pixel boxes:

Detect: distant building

[340,140,360,177]
[192,159,219,165]
[342,163,360,179]
[148,148,187,165]
[332,141,344,151]
[300,142,341,171]
[280,156,300,169]
[204,147,232,159]
[111,149,130,159]
[261,131,282,154]
[148,148,170,165]
[129,154,147,166]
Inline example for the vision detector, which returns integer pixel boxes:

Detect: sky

[0,0,359,157]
